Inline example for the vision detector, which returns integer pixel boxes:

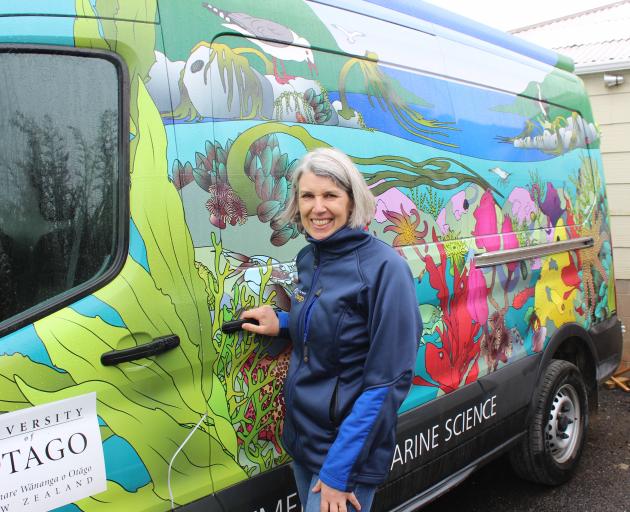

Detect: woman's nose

[313,197,326,212]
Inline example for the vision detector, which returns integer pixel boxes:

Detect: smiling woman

[297,172,352,239]
[240,147,421,512]
[281,148,376,237]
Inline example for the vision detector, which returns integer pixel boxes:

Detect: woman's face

[298,171,352,240]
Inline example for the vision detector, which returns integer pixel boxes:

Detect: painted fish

[488,166,510,180]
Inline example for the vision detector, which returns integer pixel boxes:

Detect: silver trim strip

[474,236,594,268]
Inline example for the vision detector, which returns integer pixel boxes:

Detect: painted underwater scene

[0,0,616,510]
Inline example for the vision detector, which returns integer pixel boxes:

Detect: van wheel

[509,359,588,485]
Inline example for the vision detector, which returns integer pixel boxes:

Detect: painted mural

[0,0,616,510]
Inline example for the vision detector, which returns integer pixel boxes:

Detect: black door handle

[221,318,259,333]
[100,334,180,366]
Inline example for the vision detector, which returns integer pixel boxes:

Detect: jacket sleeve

[277,310,291,339]
[256,310,292,359]
[318,254,421,492]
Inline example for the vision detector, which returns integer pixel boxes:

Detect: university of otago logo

[293,288,306,303]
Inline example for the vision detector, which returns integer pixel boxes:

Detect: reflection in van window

[0,53,120,323]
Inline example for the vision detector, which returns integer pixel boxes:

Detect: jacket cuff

[277,310,290,338]
[318,469,354,493]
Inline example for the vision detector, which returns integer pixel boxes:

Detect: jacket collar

[306,226,372,257]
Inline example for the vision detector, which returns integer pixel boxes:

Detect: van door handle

[100,335,180,366]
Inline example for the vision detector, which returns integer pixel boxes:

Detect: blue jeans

[292,461,377,512]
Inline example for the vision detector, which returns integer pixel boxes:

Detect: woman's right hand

[240,305,280,336]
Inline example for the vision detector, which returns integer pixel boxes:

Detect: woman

[242,148,420,512]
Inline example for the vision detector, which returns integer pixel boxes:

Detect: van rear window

[0,51,121,324]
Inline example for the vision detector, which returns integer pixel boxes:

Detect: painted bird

[332,23,365,44]
[202,2,318,84]
[536,83,550,120]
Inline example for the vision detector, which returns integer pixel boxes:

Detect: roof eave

[575,60,630,74]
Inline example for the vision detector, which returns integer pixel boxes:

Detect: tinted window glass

[0,52,120,323]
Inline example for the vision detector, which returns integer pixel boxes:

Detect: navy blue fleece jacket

[278,226,420,491]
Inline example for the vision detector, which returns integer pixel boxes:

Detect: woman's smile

[311,218,332,226]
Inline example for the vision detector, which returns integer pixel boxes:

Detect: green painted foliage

[193,233,291,475]
[0,78,247,508]
[569,157,601,223]
[494,69,594,125]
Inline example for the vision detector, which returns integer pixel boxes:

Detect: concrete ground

[420,385,630,512]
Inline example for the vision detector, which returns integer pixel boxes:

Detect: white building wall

[581,70,630,365]
[581,71,630,279]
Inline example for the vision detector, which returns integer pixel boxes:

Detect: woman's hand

[312,479,361,512]
[240,305,280,336]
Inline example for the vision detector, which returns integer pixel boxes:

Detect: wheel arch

[535,323,598,413]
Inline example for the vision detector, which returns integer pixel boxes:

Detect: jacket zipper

[302,288,322,362]
[297,247,321,355]
[283,247,321,422]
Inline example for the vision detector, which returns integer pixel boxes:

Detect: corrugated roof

[510,0,630,73]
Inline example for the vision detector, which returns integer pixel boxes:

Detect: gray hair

[281,147,375,231]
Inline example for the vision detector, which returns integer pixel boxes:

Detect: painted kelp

[154,1,613,409]
[1,1,244,509]
[0,0,616,510]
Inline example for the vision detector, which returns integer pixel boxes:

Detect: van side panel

[0,5,227,511]
[0,1,619,511]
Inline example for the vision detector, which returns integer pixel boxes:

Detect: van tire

[509,359,588,485]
